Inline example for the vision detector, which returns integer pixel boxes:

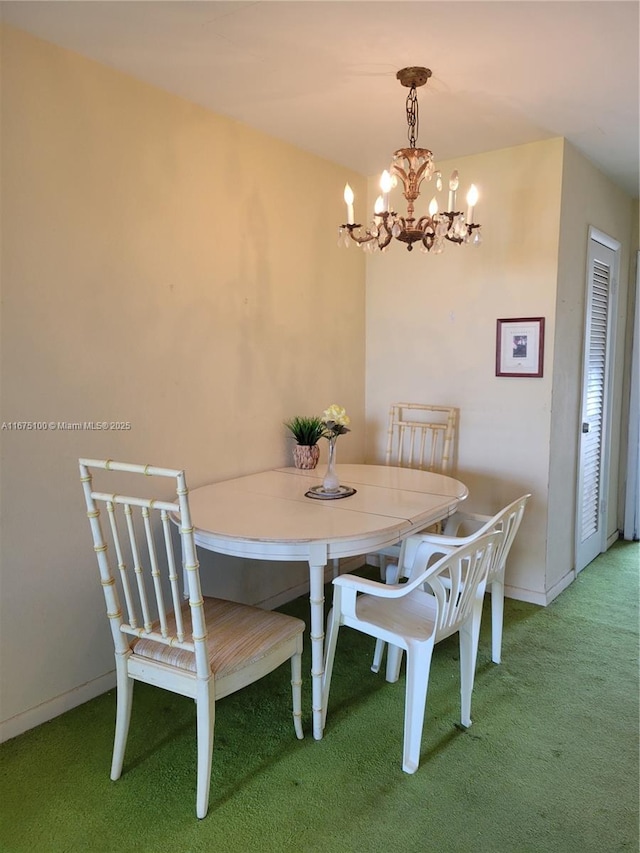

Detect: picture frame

[496,317,545,377]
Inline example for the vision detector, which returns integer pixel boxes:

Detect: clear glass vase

[322,435,340,492]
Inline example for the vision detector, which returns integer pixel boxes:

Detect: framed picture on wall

[496,317,545,377]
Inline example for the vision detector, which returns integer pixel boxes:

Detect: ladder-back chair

[371,403,458,577]
[385,403,457,473]
[79,458,305,819]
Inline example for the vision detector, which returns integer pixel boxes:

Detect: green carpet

[1,541,638,852]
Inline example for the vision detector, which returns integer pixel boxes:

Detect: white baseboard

[503,584,548,606]
[504,567,575,607]
[0,671,116,744]
[543,568,576,603]
[606,530,621,549]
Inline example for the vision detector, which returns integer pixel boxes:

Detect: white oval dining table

[186,463,468,740]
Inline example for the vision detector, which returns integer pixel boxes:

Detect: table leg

[308,554,326,740]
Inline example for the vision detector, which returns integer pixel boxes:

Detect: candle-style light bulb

[344,183,355,225]
[380,170,393,212]
[380,171,393,191]
[466,184,479,222]
[374,195,384,215]
[429,197,438,217]
[448,170,459,211]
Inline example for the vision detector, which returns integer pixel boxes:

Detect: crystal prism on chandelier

[338,67,482,254]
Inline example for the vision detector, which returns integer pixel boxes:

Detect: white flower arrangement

[321,404,351,440]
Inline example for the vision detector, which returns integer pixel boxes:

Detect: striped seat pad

[131,597,304,675]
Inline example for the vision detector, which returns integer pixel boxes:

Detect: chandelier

[338,67,482,253]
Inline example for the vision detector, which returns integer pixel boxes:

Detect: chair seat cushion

[131,597,305,676]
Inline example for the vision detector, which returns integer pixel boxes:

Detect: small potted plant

[285,415,325,469]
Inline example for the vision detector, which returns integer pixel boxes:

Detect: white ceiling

[2,0,639,197]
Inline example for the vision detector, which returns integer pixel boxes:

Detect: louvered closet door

[575,230,619,573]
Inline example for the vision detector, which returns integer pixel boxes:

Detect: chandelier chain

[406,85,419,148]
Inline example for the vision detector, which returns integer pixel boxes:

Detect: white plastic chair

[79,458,305,819]
[322,531,501,774]
[373,494,531,675]
[372,403,458,577]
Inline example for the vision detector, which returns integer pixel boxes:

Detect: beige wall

[365,137,635,604]
[549,141,634,591]
[365,139,564,601]
[2,25,636,741]
[0,27,366,738]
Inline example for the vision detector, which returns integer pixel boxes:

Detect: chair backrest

[79,458,211,679]
[486,494,530,581]
[385,403,457,473]
[443,494,531,582]
[411,531,501,641]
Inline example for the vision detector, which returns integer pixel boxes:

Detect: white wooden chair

[79,458,305,819]
[371,403,458,577]
[322,531,501,774]
[385,402,457,474]
[372,494,531,675]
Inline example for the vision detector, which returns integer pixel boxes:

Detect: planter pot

[293,444,320,469]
